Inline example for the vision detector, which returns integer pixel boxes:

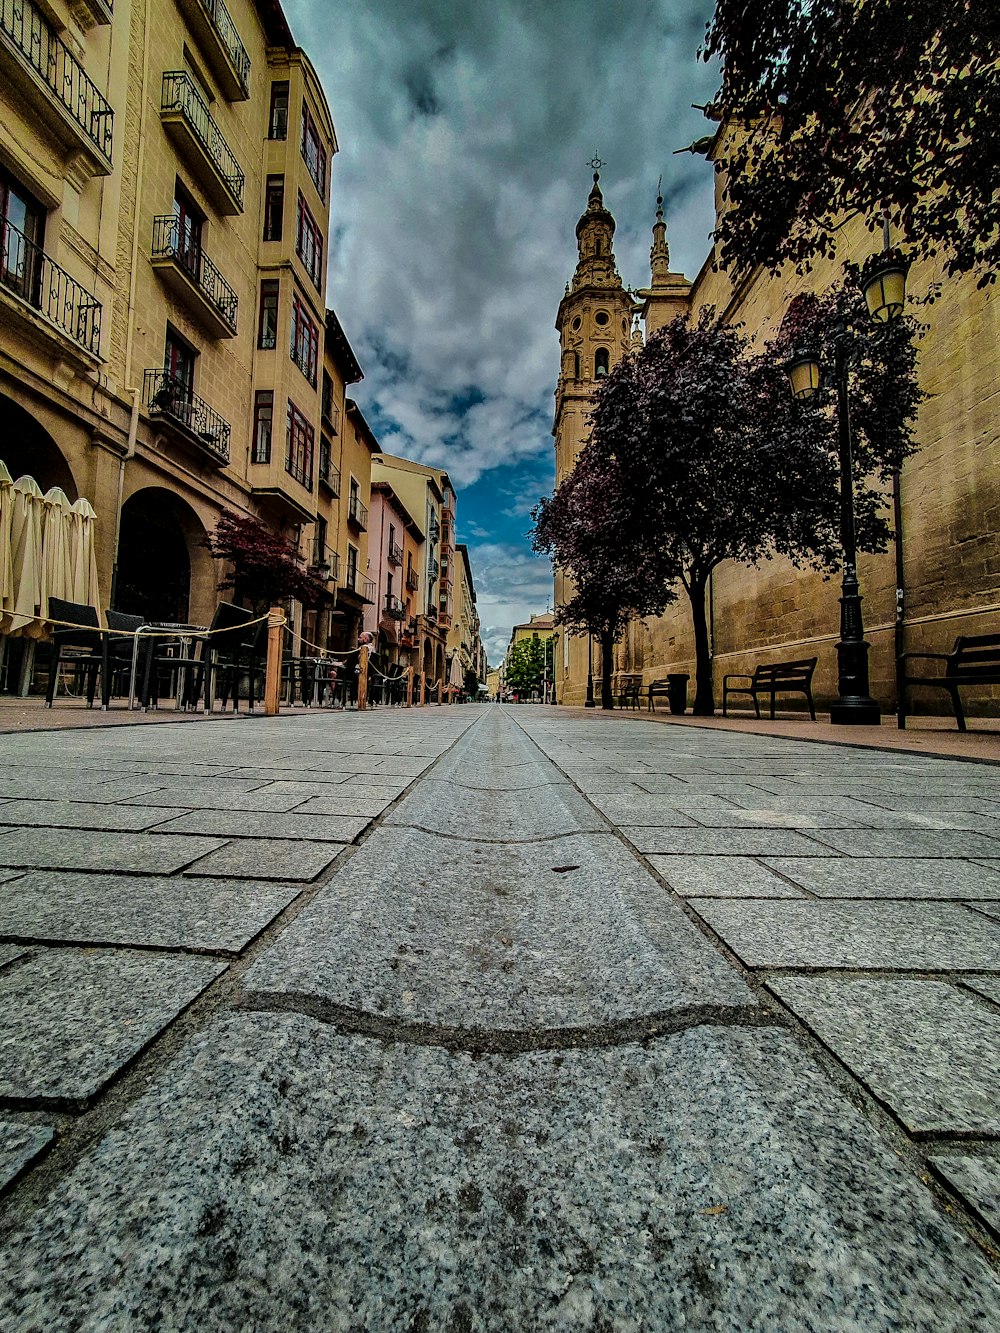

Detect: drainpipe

[109,385,140,609]
[892,467,905,714]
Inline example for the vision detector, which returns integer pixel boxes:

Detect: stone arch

[421,637,433,680]
[0,392,79,498]
[115,487,213,623]
[434,643,445,684]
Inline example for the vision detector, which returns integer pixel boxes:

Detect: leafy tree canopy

[703,0,1000,283]
[504,635,554,698]
[208,512,325,611]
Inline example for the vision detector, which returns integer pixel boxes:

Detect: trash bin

[667,673,689,715]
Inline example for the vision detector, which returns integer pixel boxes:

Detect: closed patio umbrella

[448,652,464,690]
[0,460,12,633]
[41,488,74,613]
[7,475,44,637]
[68,497,102,617]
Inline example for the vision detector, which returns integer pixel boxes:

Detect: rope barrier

[43,611,278,639]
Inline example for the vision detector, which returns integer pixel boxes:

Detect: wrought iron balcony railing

[428,558,440,583]
[318,444,340,495]
[405,567,419,591]
[0,218,102,355]
[142,368,231,465]
[344,566,376,602]
[384,594,405,620]
[195,0,249,93]
[348,494,368,530]
[388,541,403,567]
[161,71,244,210]
[151,215,237,333]
[401,617,418,640]
[1,0,114,165]
[309,542,339,582]
[321,393,340,433]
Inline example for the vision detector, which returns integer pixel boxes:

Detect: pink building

[364,480,424,667]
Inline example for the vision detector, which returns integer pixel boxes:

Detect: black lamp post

[785,251,909,726]
[585,633,595,707]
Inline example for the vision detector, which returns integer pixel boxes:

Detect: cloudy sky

[284,0,720,666]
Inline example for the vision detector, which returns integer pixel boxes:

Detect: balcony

[321,395,340,434]
[401,617,418,643]
[174,0,250,101]
[387,541,403,567]
[383,593,405,621]
[343,566,375,603]
[0,218,102,358]
[347,493,368,531]
[150,216,237,338]
[428,558,440,583]
[160,71,244,214]
[318,445,340,495]
[142,368,230,467]
[309,542,339,584]
[405,567,419,592]
[1,0,114,177]
[71,0,113,27]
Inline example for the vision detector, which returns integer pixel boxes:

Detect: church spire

[650,181,670,285]
[572,165,619,290]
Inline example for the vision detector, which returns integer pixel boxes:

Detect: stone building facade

[552,160,999,715]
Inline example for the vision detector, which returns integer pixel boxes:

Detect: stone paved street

[0,704,999,1329]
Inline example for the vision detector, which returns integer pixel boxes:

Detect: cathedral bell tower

[552,171,636,486]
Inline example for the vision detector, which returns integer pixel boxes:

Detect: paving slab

[620,827,833,856]
[386,778,606,842]
[182,839,345,882]
[265,778,412,801]
[0,776,169,803]
[648,856,807,898]
[766,977,1000,1136]
[0,949,225,1103]
[120,788,310,812]
[287,793,397,818]
[0,800,183,832]
[586,794,714,825]
[151,810,369,844]
[763,857,1000,899]
[930,1152,1000,1235]
[963,976,1000,1008]
[3,1013,997,1331]
[0,944,27,970]
[808,829,1000,858]
[687,899,1000,970]
[0,1120,54,1192]
[0,872,301,952]
[0,828,226,873]
[965,896,1000,925]
[245,827,752,1029]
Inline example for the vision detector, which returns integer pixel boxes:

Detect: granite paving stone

[586,794,715,826]
[0,777,169,803]
[929,1152,1000,1235]
[120,789,310,813]
[2,1013,997,1331]
[688,899,1000,970]
[288,793,397,818]
[0,828,226,873]
[0,800,184,832]
[245,827,753,1028]
[963,976,1000,1008]
[386,778,606,841]
[0,1120,54,1192]
[0,872,302,952]
[266,778,412,800]
[0,949,225,1102]
[619,827,833,856]
[766,977,1000,1135]
[182,839,345,881]
[965,898,1000,924]
[0,944,27,970]
[791,830,1000,858]
[648,856,808,898]
[763,857,1000,899]
[151,810,370,843]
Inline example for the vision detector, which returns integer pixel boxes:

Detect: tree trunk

[600,629,615,710]
[687,577,715,715]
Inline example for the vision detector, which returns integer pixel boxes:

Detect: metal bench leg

[950,685,966,732]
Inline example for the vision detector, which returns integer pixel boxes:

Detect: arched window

[595,348,609,377]
[573,352,580,379]
[595,239,602,256]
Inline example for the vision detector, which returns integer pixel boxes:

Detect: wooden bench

[722,657,817,720]
[899,633,1000,730]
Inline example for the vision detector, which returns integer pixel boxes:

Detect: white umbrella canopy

[68,497,102,617]
[448,652,464,689]
[7,475,44,637]
[0,460,13,632]
[40,487,74,612]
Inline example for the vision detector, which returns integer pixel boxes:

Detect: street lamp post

[585,633,595,707]
[785,249,909,727]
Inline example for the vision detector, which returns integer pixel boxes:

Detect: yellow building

[447,542,479,683]
[552,166,999,715]
[1,0,338,686]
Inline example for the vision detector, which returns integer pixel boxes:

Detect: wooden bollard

[264,606,284,717]
[419,672,426,706]
[357,645,369,711]
[437,680,443,706]
[406,668,414,708]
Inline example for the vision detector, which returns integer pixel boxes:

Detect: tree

[575,300,920,714]
[703,0,1000,284]
[207,512,325,612]
[504,636,552,700]
[532,428,677,709]
[463,666,480,700]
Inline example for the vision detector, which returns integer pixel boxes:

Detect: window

[172,185,203,279]
[301,102,327,199]
[268,82,289,140]
[164,327,195,392]
[388,523,396,553]
[572,351,580,379]
[252,390,273,463]
[0,169,44,300]
[263,176,284,241]
[313,514,327,567]
[290,293,319,385]
[321,370,334,423]
[285,399,314,489]
[257,280,279,349]
[296,192,323,289]
[346,543,358,591]
[594,347,609,377]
